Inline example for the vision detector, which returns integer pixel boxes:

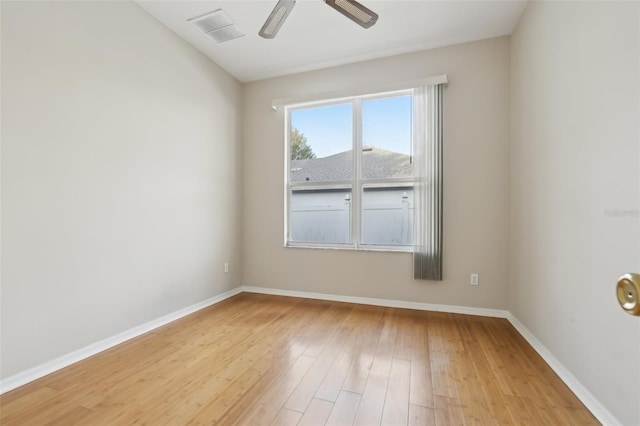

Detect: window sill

[284,243,412,254]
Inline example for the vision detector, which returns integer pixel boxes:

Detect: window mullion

[353,98,363,249]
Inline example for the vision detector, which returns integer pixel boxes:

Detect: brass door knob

[616,273,640,316]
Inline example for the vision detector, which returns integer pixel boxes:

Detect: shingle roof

[291,148,412,183]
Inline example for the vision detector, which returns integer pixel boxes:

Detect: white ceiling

[137,0,528,82]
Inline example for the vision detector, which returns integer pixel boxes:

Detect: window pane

[362,96,413,180]
[290,189,352,244]
[361,187,413,246]
[290,103,353,183]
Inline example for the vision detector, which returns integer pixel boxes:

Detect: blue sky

[291,95,412,158]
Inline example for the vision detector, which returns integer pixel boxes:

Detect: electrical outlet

[224,262,229,273]
[470,274,479,286]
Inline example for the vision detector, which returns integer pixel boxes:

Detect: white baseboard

[241,285,510,318]
[506,314,620,426]
[0,287,243,394]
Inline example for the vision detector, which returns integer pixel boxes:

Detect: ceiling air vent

[188,9,244,43]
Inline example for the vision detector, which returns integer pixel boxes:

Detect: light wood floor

[1,293,598,425]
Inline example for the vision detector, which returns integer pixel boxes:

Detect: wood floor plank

[44,406,93,426]
[0,294,599,426]
[381,358,411,426]
[285,351,340,413]
[392,310,415,361]
[302,302,351,358]
[315,305,381,402]
[285,306,357,412]
[272,408,303,426]
[504,394,553,425]
[434,395,465,426]
[352,310,396,426]
[340,307,385,395]
[428,313,463,400]
[325,391,361,426]
[298,398,334,426]
[409,404,436,426]
[138,299,318,424]
[193,353,315,426]
[409,313,434,409]
[190,347,304,425]
[0,387,59,425]
[314,348,356,402]
[190,301,334,425]
[453,316,511,425]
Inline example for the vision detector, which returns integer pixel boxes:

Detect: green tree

[291,128,316,160]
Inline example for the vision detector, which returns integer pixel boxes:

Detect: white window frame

[285,89,415,252]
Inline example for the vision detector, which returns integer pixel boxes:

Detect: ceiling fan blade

[324,0,378,29]
[259,0,296,39]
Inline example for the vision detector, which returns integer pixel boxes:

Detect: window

[286,90,415,251]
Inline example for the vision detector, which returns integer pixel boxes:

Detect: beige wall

[242,37,510,309]
[510,2,640,424]
[0,1,243,379]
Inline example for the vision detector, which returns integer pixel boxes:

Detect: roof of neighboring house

[291,147,412,183]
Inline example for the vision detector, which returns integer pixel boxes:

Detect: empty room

[1,0,639,425]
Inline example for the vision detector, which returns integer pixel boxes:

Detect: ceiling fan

[259,0,378,39]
